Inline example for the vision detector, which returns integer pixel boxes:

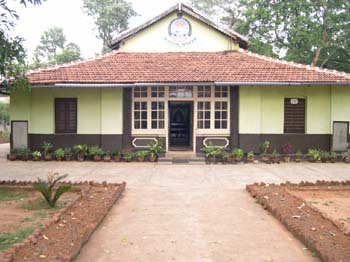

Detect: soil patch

[0,181,126,262]
[247,181,350,262]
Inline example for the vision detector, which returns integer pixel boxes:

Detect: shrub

[42,142,53,156]
[260,140,270,155]
[149,140,165,158]
[271,149,280,158]
[231,148,244,158]
[307,149,321,160]
[88,146,104,156]
[64,147,72,155]
[32,151,42,158]
[54,148,65,158]
[112,148,121,156]
[33,172,71,208]
[201,143,222,158]
[295,150,303,158]
[73,144,88,156]
[282,143,292,155]
[135,150,149,157]
[247,151,255,158]
[123,151,134,161]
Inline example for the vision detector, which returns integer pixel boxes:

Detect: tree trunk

[312,48,321,66]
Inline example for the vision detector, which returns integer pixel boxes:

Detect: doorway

[332,121,349,151]
[169,101,193,150]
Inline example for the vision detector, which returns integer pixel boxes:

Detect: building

[10,3,350,154]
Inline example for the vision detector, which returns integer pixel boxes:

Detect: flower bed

[247,181,350,261]
[0,180,125,262]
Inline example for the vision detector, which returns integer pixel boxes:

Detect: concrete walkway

[1,143,350,261]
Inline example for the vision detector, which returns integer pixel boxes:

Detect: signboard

[166,17,196,46]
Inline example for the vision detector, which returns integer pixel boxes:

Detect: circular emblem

[168,17,192,43]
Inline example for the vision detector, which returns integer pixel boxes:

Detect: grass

[20,197,63,211]
[34,210,48,218]
[0,227,33,251]
[21,216,33,223]
[0,188,27,201]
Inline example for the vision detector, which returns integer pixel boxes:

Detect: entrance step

[158,154,206,165]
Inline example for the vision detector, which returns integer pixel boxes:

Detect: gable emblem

[166,17,195,45]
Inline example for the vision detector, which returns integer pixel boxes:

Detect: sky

[10,0,185,61]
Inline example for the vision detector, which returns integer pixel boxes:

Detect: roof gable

[110,3,249,50]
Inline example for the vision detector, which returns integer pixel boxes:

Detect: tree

[0,102,9,131]
[83,0,137,51]
[32,27,81,68]
[191,0,350,72]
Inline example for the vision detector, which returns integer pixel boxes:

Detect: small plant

[19,148,31,161]
[307,149,321,162]
[342,151,350,163]
[282,143,292,162]
[9,148,18,161]
[74,144,88,161]
[221,151,230,164]
[123,151,134,162]
[135,150,149,162]
[32,151,42,161]
[202,143,222,163]
[104,150,111,162]
[260,140,270,155]
[33,172,71,208]
[295,150,303,162]
[330,151,337,163]
[42,142,53,160]
[231,148,244,162]
[64,147,72,161]
[320,151,329,163]
[247,151,255,162]
[89,146,104,161]
[112,148,121,162]
[54,148,65,161]
[271,149,280,164]
[148,139,165,162]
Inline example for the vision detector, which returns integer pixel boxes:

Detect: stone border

[0,180,126,262]
[246,181,350,261]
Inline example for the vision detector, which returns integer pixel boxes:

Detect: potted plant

[231,148,244,162]
[89,146,104,161]
[320,151,329,163]
[247,151,255,163]
[32,151,42,161]
[104,150,111,162]
[260,140,270,163]
[135,150,149,162]
[329,151,337,163]
[202,144,221,163]
[74,144,88,162]
[64,147,72,161]
[343,151,350,164]
[123,151,134,162]
[282,143,292,162]
[54,148,65,161]
[221,151,230,164]
[271,149,280,164]
[295,150,302,162]
[149,140,165,162]
[307,149,320,163]
[8,148,18,161]
[42,142,53,161]
[112,148,121,162]
[20,148,31,161]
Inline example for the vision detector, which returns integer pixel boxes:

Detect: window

[215,86,228,98]
[197,101,211,129]
[197,86,211,98]
[55,98,77,133]
[151,102,165,129]
[151,87,164,98]
[134,102,147,129]
[133,87,147,98]
[284,98,305,133]
[169,86,193,98]
[214,101,228,129]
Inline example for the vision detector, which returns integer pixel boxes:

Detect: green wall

[10,88,123,134]
[239,85,349,134]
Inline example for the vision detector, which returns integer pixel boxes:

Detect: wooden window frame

[55,98,77,134]
[283,98,306,134]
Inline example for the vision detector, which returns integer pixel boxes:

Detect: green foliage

[82,0,137,50]
[307,149,321,160]
[260,140,270,155]
[0,188,27,201]
[73,144,88,155]
[295,150,303,158]
[88,145,104,156]
[18,148,31,158]
[231,148,244,158]
[32,150,41,158]
[32,27,82,69]
[148,140,165,157]
[247,151,255,158]
[123,151,134,161]
[112,148,121,156]
[0,226,34,251]
[41,141,53,155]
[54,148,64,158]
[135,150,149,157]
[330,151,337,159]
[320,150,329,159]
[20,197,63,210]
[33,172,71,208]
[64,147,72,155]
[201,143,222,157]
[271,149,280,158]
[0,102,9,127]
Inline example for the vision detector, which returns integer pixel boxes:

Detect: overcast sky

[10,0,185,61]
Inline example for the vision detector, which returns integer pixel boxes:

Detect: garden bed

[247,181,350,261]
[0,180,126,262]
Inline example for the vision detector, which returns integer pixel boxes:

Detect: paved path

[1,143,350,261]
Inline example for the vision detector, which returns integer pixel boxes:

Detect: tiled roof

[28,50,350,85]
